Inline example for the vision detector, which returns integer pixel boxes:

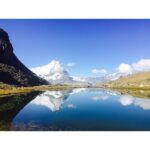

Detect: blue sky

[0,19,150,77]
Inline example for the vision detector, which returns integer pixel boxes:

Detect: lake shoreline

[1,83,150,98]
[104,87,150,99]
[0,85,91,97]
[2,87,150,131]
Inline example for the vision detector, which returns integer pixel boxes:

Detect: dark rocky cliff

[0,28,48,86]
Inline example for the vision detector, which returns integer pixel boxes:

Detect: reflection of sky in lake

[92,90,150,110]
[118,95,150,110]
[11,88,150,131]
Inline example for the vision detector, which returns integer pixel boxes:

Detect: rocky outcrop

[0,29,14,64]
[0,28,48,86]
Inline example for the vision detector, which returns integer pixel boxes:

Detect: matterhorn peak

[31,60,65,77]
[48,60,64,75]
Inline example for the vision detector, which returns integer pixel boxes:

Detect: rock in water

[0,28,48,86]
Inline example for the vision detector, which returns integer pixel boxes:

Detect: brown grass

[0,84,84,97]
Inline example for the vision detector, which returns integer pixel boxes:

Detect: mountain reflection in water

[1,88,150,131]
[30,90,71,112]
[0,91,42,130]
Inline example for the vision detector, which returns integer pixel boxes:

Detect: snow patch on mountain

[31,60,89,85]
[31,60,65,77]
[31,60,129,85]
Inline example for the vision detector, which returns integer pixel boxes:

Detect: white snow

[31,60,64,77]
[30,91,68,111]
[31,60,73,83]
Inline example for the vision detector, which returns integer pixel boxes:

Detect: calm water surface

[1,88,150,131]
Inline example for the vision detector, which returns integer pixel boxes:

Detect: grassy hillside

[105,72,150,89]
[0,63,48,87]
[0,82,15,89]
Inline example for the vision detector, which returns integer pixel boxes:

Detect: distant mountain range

[82,73,124,85]
[0,28,48,86]
[31,60,91,86]
[31,60,126,86]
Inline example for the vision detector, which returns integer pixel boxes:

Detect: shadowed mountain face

[0,91,41,130]
[0,90,72,131]
[0,29,48,86]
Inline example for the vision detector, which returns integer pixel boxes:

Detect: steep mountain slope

[0,28,48,86]
[31,60,91,86]
[31,60,74,84]
[106,72,150,88]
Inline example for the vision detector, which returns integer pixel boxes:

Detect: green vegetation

[101,72,150,99]
[111,88,150,99]
[0,63,48,87]
[0,63,30,86]
[105,72,150,89]
[0,82,85,97]
[0,82,15,89]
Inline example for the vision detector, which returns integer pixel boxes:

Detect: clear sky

[0,19,150,77]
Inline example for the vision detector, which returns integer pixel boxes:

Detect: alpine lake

[1,88,150,131]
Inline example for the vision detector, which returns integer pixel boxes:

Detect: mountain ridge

[0,28,48,87]
[31,60,91,86]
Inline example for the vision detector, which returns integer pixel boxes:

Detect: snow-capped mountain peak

[31,60,125,85]
[31,60,65,77]
[31,60,74,84]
